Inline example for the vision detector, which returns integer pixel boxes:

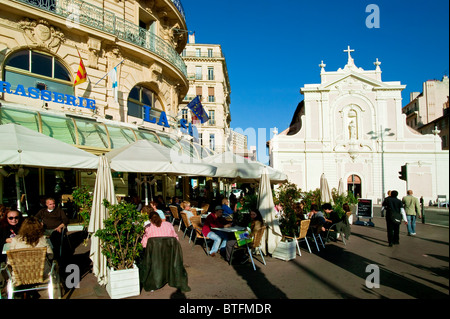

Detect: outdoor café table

[211,226,257,270]
[2,243,10,255]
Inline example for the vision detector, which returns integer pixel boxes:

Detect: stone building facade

[268,48,449,205]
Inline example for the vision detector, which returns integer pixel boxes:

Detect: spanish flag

[73,57,87,86]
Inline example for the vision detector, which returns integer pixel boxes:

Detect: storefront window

[107,126,137,149]
[0,107,39,131]
[40,114,77,145]
[74,120,109,149]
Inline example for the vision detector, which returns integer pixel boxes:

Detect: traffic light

[399,165,407,181]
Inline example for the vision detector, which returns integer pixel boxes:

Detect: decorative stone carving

[150,62,163,82]
[18,19,65,52]
[87,37,102,69]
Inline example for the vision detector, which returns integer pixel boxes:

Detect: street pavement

[59,213,448,302]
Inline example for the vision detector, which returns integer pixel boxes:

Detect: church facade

[268,48,449,205]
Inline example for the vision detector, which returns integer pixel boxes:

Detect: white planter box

[106,265,140,299]
[272,240,296,261]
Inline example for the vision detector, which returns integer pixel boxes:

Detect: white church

[268,47,449,205]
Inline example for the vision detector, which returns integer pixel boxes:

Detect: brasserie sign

[0,80,198,137]
[0,80,96,110]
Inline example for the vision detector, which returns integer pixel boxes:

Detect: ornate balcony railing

[13,0,187,76]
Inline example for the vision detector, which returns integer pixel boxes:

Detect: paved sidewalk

[61,215,449,300]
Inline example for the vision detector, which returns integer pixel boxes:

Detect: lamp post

[368,125,394,204]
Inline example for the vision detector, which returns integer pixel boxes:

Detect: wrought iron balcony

[13,0,187,76]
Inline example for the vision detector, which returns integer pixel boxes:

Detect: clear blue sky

[182,0,449,153]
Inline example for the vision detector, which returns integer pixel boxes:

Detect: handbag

[390,208,403,225]
[235,230,253,246]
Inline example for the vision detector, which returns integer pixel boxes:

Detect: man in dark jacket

[382,190,405,247]
[35,197,69,260]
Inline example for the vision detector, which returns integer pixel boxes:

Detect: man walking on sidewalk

[383,190,407,247]
[402,190,422,236]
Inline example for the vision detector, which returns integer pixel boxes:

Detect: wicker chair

[169,205,182,231]
[5,247,60,299]
[201,204,210,215]
[190,216,211,255]
[229,226,267,271]
[180,212,194,243]
[284,219,312,256]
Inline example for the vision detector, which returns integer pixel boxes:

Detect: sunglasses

[8,216,19,220]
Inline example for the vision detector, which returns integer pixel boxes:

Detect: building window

[199,133,203,146]
[127,85,164,121]
[4,49,73,95]
[209,133,215,151]
[208,87,215,102]
[196,86,202,100]
[208,49,213,57]
[208,67,214,80]
[182,109,188,121]
[208,110,215,125]
[195,66,202,80]
[196,48,201,57]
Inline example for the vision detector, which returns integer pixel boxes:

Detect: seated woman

[180,201,194,226]
[141,211,178,248]
[9,216,54,273]
[225,208,264,263]
[1,209,24,263]
[142,201,167,226]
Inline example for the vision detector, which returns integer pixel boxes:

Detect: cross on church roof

[344,46,355,58]
[343,45,355,67]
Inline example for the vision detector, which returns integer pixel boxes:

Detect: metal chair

[284,219,312,255]
[5,247,60,299]
[308,224,326,252]
[229,226,267,271]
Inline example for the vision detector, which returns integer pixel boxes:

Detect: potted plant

[94,199,147,299]
[71,186,93,230]
[272,182,303,261]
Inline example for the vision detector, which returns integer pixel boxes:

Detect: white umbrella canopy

[0,123,98,169]
[320,173,333,204]
[88,155,117,286]
[258,167,282,255]
[338,178,346,196]
[204,151,287,183]
[105,139,217,176]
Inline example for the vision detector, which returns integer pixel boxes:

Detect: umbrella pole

[15,173,22,212]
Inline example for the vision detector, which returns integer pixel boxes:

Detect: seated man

[202,206,232,257]
[35,197,69,260]
[308,204,331,234]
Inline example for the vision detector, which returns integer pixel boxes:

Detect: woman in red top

[202,205,232,257]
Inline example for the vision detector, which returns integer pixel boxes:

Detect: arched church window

[127,85,165,121]
[4,49,73,95]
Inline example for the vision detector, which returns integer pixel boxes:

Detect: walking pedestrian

[402,190,422,236]
[382,190,407,247]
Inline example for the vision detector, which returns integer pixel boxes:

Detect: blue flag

[186,96,209,124]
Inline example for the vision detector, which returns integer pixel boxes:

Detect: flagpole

[94,59,125,87]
